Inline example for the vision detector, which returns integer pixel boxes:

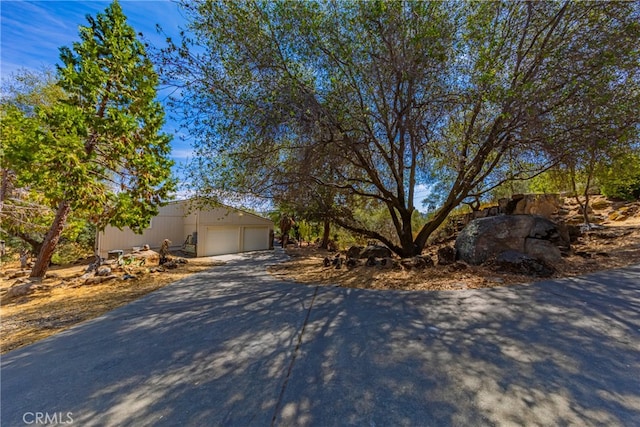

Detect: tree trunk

[30,201,71,279]
[569,165,592,229]
[320,219,330,249]
[0,168,8,215]
[15,232,44,256]
[400,210,418,257]
[413,196,462,253]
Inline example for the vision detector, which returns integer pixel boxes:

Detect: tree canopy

[159,0,640,256]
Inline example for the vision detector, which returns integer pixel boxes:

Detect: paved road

[2,251,639,426]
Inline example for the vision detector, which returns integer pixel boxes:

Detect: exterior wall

[97,201,273,258]
[97,203,185,258]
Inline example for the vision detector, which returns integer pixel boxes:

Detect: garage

[97,200,274,258]
[242,227,270,252]
[205,227,240,256]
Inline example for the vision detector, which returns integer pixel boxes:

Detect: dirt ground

[0,257,223,354]
[2,195,639,354]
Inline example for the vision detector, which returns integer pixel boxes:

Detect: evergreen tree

[8,1,175,278]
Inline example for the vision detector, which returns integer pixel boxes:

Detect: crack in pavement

[271,285,319,426]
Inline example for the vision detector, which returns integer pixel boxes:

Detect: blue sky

[0,0,193,164]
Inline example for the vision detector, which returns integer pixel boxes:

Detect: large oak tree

[160,0,639,257]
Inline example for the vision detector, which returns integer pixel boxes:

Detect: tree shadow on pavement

[275,264,640,426]
[2,254,639,426]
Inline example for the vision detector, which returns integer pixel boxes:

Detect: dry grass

[269,225,640,292]
[0,257,222,354]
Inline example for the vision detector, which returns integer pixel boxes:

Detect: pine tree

[25,1,175,278]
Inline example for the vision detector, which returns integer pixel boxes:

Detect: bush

[598,153,640,201]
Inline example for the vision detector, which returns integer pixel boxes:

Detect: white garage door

[205,227,240,256]
[243,227,269,252]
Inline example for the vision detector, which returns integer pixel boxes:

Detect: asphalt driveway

[2,251,639,426]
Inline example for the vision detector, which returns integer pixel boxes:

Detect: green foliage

[528,169,573,195]
[51,242,91,265]
[598,152,640,200]
[52,0,176,229]
[2,1,175,276]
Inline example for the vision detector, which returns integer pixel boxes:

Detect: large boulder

[360,245,392,259]
[346,245,364,259]
[455,215,566,265]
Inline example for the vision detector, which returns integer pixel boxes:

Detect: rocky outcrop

[507,194,561,217]
[455,215,567,265]
[453,193,563,232]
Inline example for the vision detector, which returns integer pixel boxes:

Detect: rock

[85,275,118,285]
[524,238,562,264]
[494,250,555,277]
[3,283,35,300]
[455,215,565,265]
[346,246,364,259]
[437,246,457,265]
[346,258,360,268]
[448,262,468,272]
[96,266,112,277]
[125,250,160,264]
[380,257,399,269]
[420,255,435,268]
[591,199,611,210]
[163,260,178,269]
[360,245,392,259]
[608,211,625,221]
[401,256,434,270]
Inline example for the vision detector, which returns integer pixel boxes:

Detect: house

[96,200,274,258]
